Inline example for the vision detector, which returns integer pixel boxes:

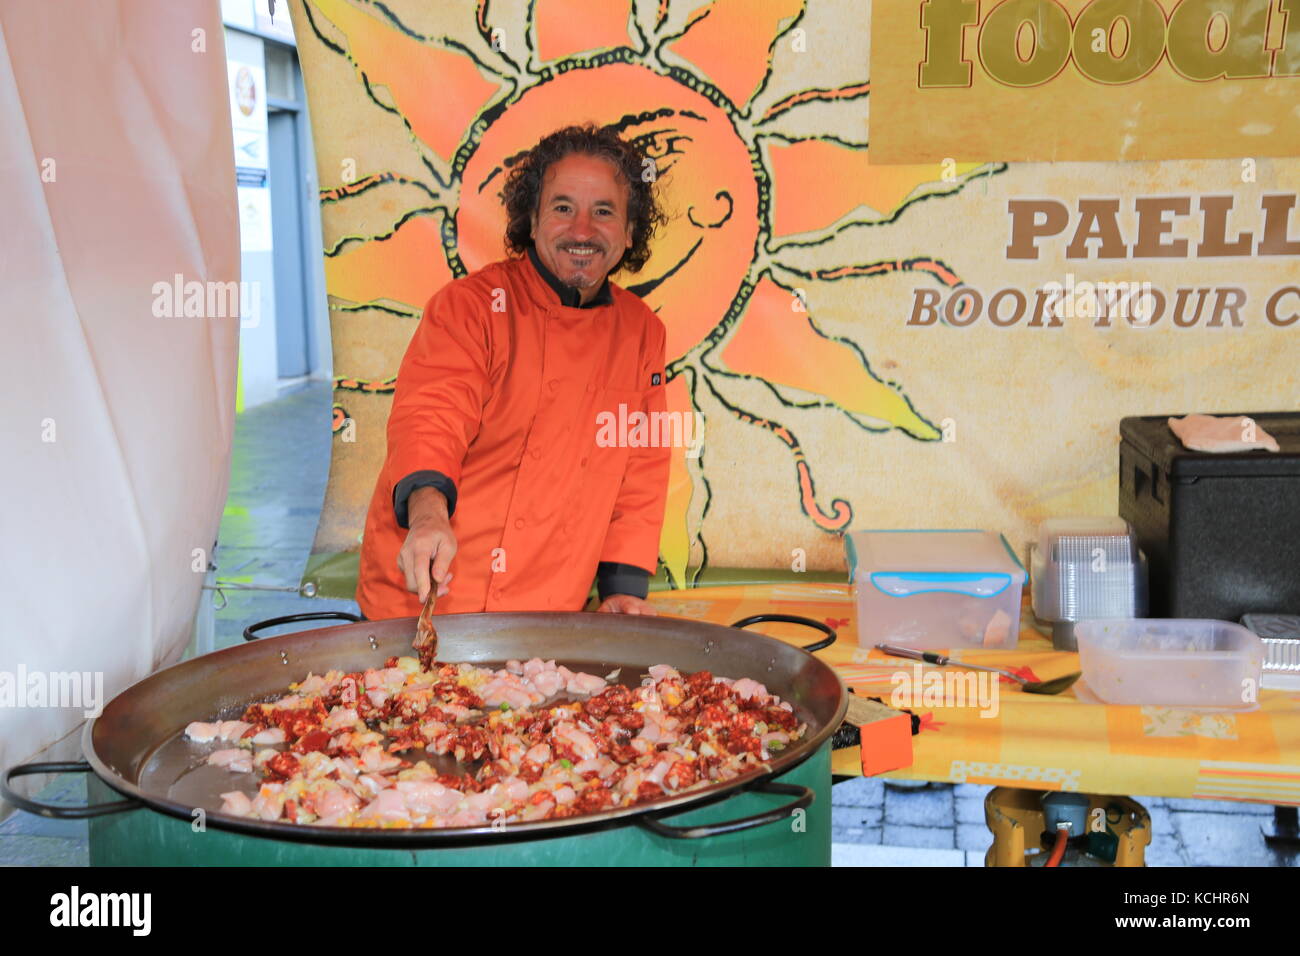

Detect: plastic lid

[1037,516,1130,541]
[846,530,1025,578]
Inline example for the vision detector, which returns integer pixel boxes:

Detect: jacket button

[580,457,588,467]
[548,379,560,391]
[531,448,542,459]
[514,518,525,529]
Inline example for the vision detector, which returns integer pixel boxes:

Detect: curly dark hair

[500,124,666,275]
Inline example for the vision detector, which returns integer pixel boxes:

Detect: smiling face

[529,153,633,303]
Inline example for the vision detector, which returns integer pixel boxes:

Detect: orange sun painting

[298,0,1004,588]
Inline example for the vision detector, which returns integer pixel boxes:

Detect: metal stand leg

[1261,806,1300,848]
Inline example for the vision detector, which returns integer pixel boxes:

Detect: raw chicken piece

[502,777,530,803]
[638,710,680,745]
[1168,414,1280,453]
[364,667,408,693]
[306,784,359,819]
[395,780,462,815]
[521,798,554,821]
[731,678,769,702]
[187,720,252,742]
[184,721,220,742]
[648,664,680,682]
[216,720,254,741]
[359,788,410,822]
[207,749,253,773]
[464,790,499,813]
[522,658,554,679]
[251,727,286,745]
[480,674,542,710]
[295,674,329,696]
[645,758,673,787]
[529,669,564,698]
[446,809,488,827]
[440,703,474,722]
[323,706,359,733]
[359,773,396,795]
[619,769,645,794]
[565,672,607,696]
[573,757,616,779]
[555,723,599,761]
[219,791,253,815]
[251,783,286,821]
[358,745,401,774]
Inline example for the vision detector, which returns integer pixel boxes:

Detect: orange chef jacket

[356,252,671,619]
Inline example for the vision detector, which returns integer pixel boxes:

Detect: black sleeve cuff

[596,562,651,601]
[393,470,458,528]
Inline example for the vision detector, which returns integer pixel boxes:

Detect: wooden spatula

[413,584,438,670]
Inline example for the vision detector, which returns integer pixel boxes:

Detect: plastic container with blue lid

[845,530,1026,649]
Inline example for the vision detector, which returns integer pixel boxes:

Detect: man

[356,125,671,620]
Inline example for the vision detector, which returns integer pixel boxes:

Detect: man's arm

[399,486,455,603]
[596,317,670,615]
[387,285,493,601]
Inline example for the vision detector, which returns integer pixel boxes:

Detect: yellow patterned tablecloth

[646,582,1300,806]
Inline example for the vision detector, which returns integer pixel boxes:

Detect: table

[646,582,1300,806]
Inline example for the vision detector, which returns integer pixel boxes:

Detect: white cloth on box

[1167,415,1280,454]
[0,1,238,809]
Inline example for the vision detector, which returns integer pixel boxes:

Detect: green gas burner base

[88,744,830,867]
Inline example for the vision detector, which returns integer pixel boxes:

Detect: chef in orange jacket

[356,125,671,620]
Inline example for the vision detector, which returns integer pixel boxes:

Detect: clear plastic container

[1029,516,1148,651]
[1030,517,1145,619]
[846,530,1026,649]
[1074,618,1264,708]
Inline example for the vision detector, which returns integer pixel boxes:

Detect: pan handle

[1,761,141,819]
[636,781,814,839]
[730,614,837,652]
[243,610,362,642]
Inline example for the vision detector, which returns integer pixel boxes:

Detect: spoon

[875,643,1081,696]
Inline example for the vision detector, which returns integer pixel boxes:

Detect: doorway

[268,106,310,379]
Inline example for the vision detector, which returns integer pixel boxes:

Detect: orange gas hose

[1045,826,1070,867]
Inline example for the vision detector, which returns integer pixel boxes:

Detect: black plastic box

[1119,412,1300,620]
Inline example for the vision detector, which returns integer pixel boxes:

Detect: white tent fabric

[0,1,238,807]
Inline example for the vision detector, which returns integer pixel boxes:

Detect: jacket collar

[526,246,613,309]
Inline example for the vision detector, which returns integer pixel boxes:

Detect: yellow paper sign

[871,0,1300,163]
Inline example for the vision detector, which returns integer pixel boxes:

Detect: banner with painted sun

[292,0,1300,596]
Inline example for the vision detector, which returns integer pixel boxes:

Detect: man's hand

[397,487,456,603]
[597,594,658,615]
